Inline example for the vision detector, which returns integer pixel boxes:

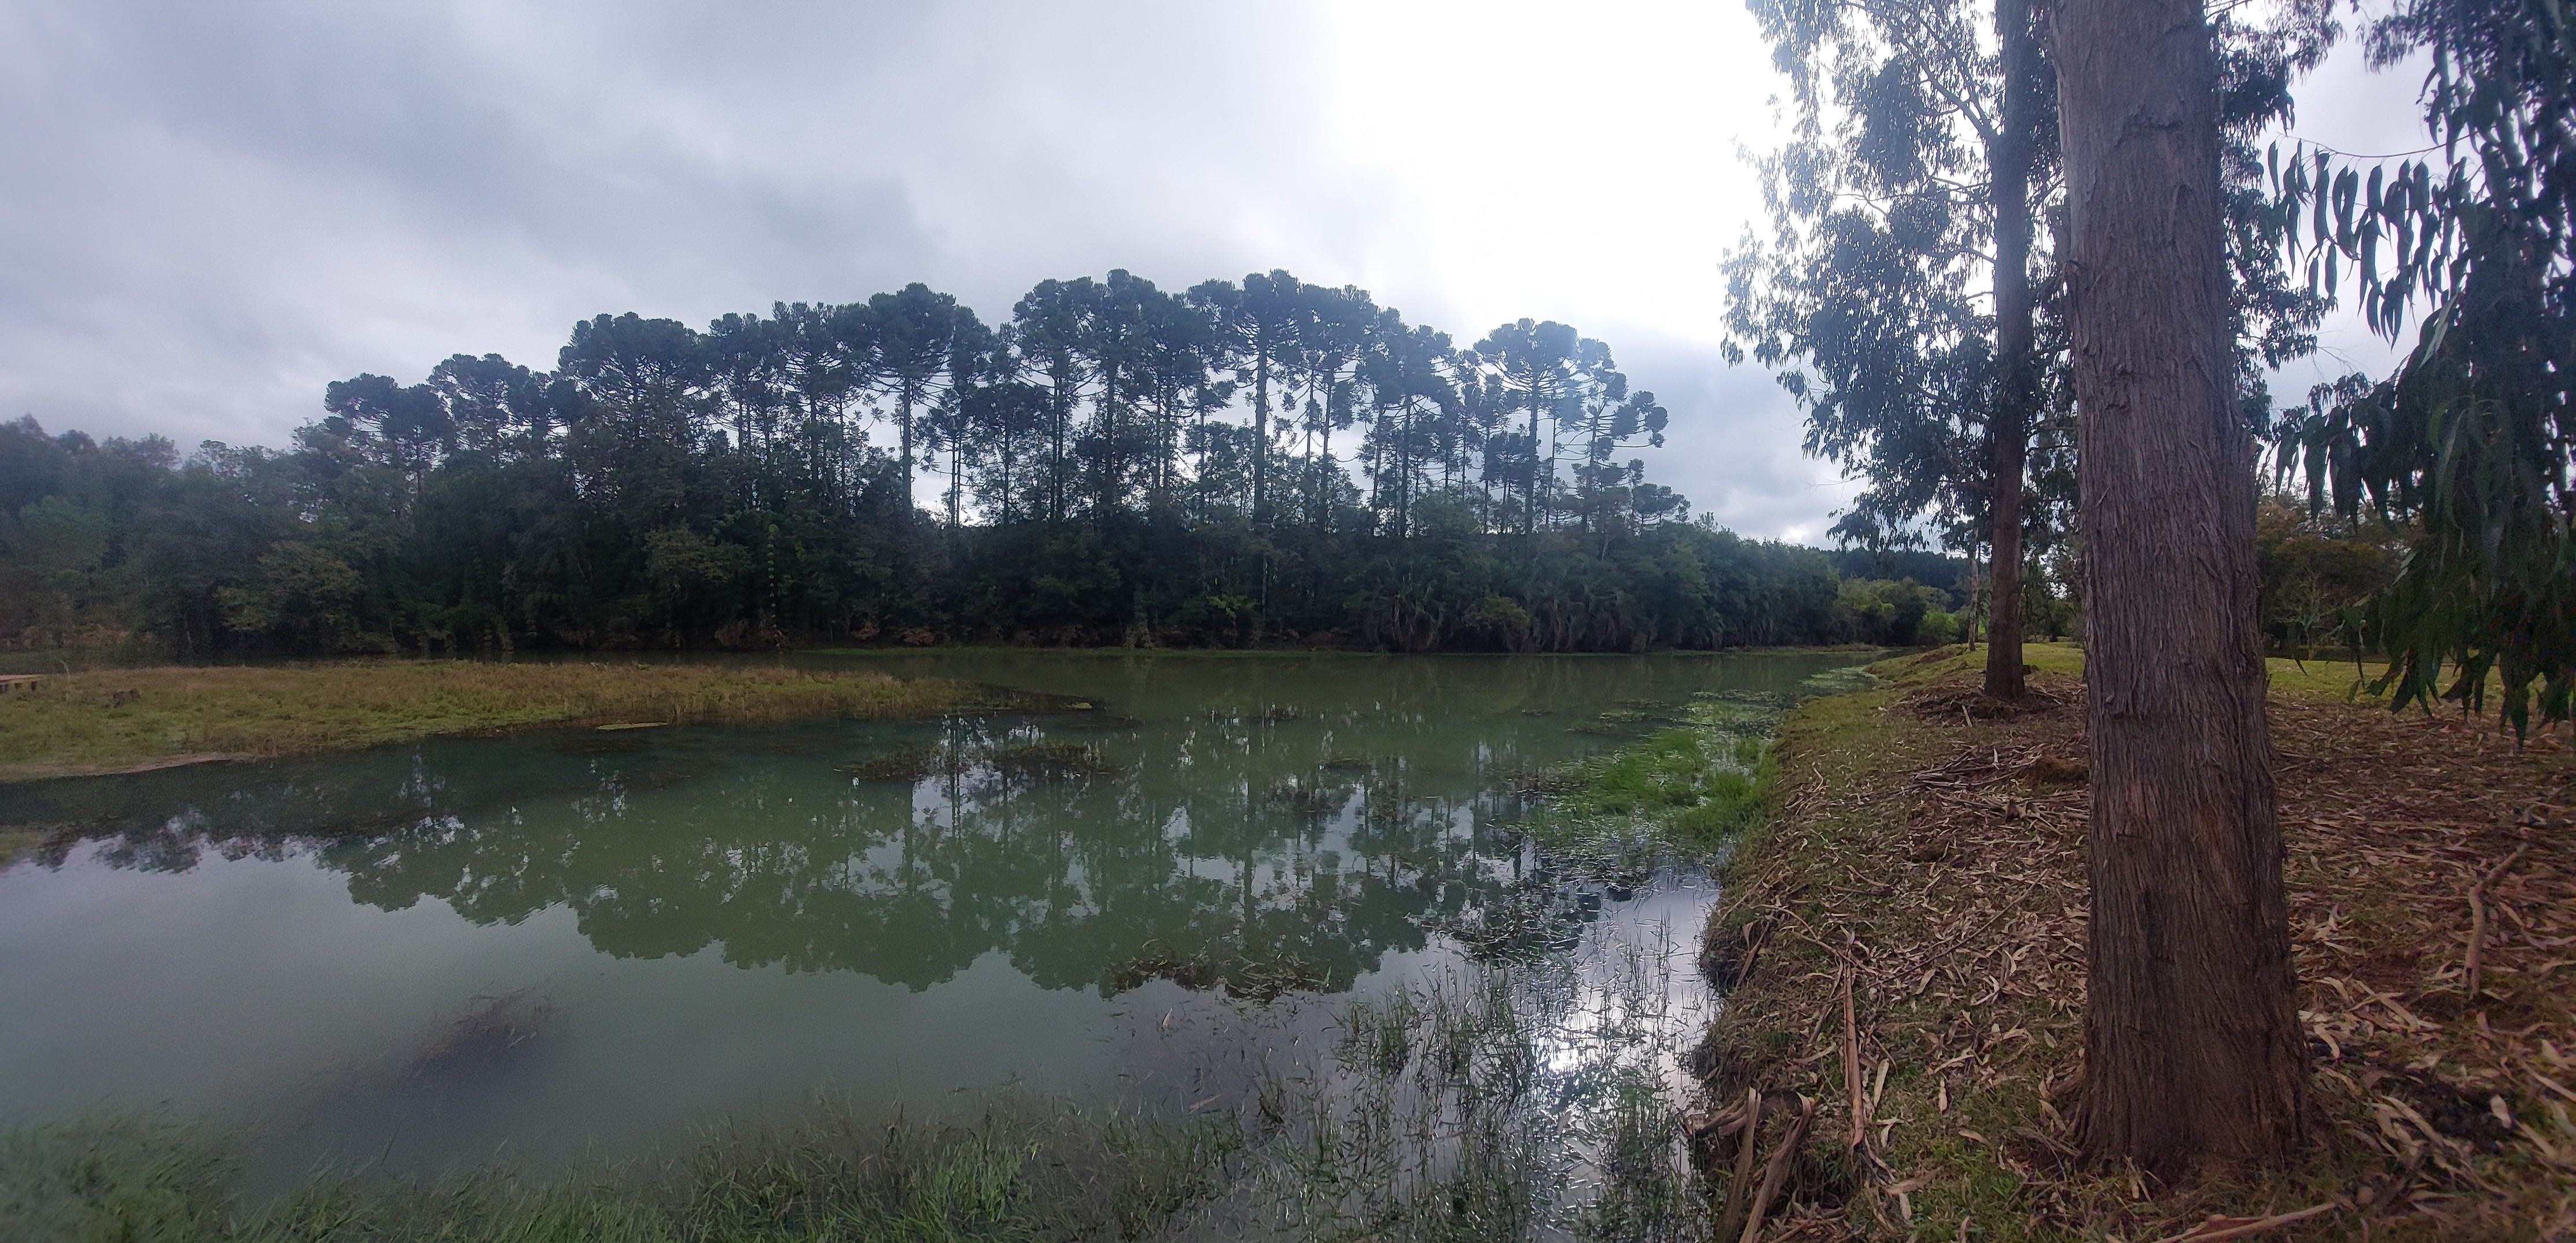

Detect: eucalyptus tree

[2056,0,2303,1175]
[2272,0,2574,731]
[1723,0,2051,697]
[1729,0,2331,697]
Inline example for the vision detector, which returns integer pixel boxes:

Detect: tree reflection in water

[3,653,1866,1004]
[8,709,1542,999]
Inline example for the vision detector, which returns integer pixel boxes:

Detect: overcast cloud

[0,1,2428,541]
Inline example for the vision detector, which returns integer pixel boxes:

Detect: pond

[0,650,1865,1187]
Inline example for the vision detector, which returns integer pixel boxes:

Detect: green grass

[1523,683,1811,877]
[1554,727,1770,844]
[1,1102,1242,1242]
[0,824,41,870]
[4,959,1717,1243]
[0,662,1006,782]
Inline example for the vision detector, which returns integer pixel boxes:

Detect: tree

[2055,0,2305,1175]
[1728,0,2324,694]
[2272,0,2574,733]
[10,266,1812,656]
[1985,0,2042,697]
[1725,0,2050,698]
[923,314,1000,546]
[1562,340,1668,537]
[1473,318,1578,535]
[869,282,971,502]
[322,373,451,487]
[1357,310,1456,542]
[1294,282,1375,529]
[1011,278,1096,525]
[1189,271,1307,529]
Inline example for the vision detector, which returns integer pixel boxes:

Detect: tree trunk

[2055,0,2306,1178]
[1985,0,2040,701]
[1253,349,1272,528]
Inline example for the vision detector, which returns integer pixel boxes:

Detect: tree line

[0,272,1957,659]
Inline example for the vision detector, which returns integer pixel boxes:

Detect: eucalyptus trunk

[2056,0,2306,1177]
[1985,0,2039,700]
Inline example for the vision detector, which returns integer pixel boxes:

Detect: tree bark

[1985,0,2040,701]
[2054,0,2306,1178]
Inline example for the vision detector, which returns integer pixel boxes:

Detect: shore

[1694,645,2575,1239]
[0,661,1006,784]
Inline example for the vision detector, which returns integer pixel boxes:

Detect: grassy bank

[0,661,1003,782]
[1694,644,2576,1240]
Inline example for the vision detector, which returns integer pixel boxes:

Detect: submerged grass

[0,662,1003,782]
[0,823,41,869]
[1247,948,1713,1241]
[2,1100,1243,1242]
[1523,680,1827,879]
[5,957,1715,1242]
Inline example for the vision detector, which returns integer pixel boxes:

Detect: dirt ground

[1691,644,2575,1241]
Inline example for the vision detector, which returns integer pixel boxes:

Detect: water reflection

[3,655,1858,1003]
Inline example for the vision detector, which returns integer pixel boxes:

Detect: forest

[0,273,1965,659]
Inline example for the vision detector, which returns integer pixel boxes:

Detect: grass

[0,823,41,869]
[1693,643,2576,1240]
[0,661,1006,782]
[1519,672,1867,881]
[3,955,1718,1243]
[1,1101,1243,1242]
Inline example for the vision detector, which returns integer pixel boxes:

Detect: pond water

[0,651,1864,1185]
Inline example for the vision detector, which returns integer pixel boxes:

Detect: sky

[0,1,2430,543]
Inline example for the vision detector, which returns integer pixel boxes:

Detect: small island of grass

[0,661,1002,783]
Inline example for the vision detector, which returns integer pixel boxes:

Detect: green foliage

[1532,689,1793,875]
[1,265,1879,661]
[1,1104,1242,1243]
[1725,0,2327,590]
[2267,0,2574,730]
[2254,495,2397,658]
[1829,578,1957,647]
[1722,0,2041,556]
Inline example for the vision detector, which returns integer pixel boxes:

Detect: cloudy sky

[0,1,2426,541]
